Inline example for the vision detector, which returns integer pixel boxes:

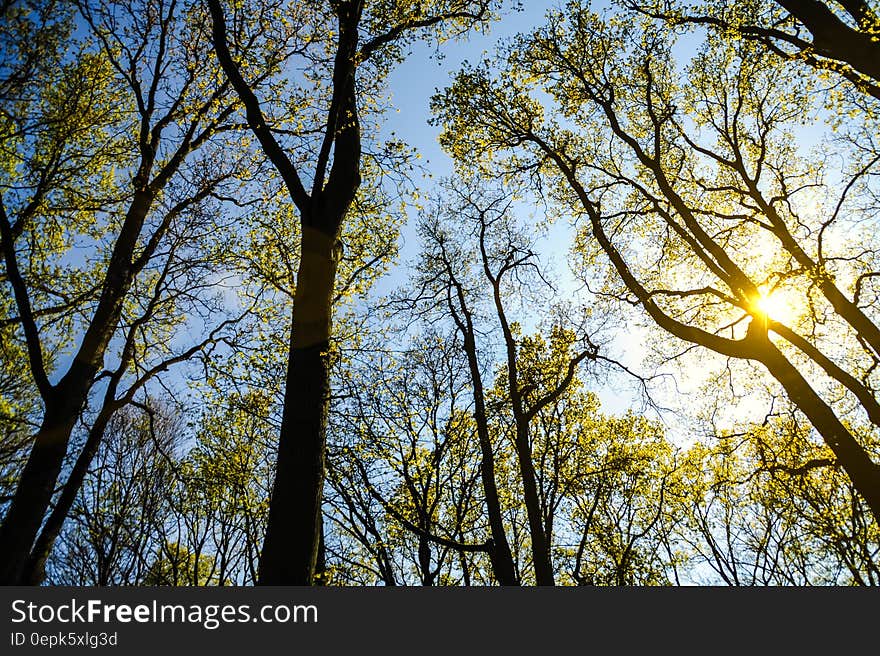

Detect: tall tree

[207,0,506,584]
[0,0,258,583]
[409,208,520,585]
[432,2,880,533]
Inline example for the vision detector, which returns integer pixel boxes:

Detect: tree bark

[258,227,339,585]
[461,333,520,586]
[0,389,83,584]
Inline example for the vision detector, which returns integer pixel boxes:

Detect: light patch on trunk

[292,226,339,349]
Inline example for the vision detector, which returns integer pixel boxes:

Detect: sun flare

[753,288,799,325]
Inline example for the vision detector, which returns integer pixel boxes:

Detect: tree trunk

[479,453,520,586]
[0,386,85,584]
[258,226,338,585]
[462,334,519,586]
[511,425,555,586]
[21,405,116,585]
[418,535,434,586]
[755,332,880,524]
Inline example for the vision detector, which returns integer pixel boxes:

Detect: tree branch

[0,195,51,399]
[207,0,310,210]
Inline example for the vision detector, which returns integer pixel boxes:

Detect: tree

[679,406,879,585]
[394,179,609,584]
[328,333,494,585]
[472,214,595,585]
[630,0,880,100]
[165,392,275,585]
[0,0,260,583]
[405,195,522,585]
[142,542,222,586]
[206,0,507,584]
[432,1,880,535]
[46,403,180,586]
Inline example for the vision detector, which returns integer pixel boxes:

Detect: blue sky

[373,2,646,415]
[372,1,836,428]
[382,0,653,417]
[376,0,581,283]
[383,3,554,174]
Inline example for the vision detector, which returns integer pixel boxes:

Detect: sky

[374,1,649,417]
[370,0,843,436]
[383,3,554,181]
[46,0,787,433]
[43,2,597,405]
[379,1,557,265]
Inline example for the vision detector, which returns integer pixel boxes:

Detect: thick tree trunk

[418,535,434,586]
[258,227,338,585]
[0,387,84,584]
[21,406,115,585]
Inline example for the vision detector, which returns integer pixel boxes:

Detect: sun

[752,288,799,326]
[755,293,781,317]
